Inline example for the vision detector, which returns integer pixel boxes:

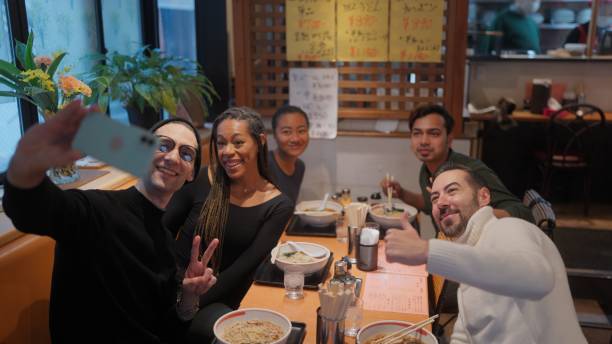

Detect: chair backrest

[523,189,556,238]
[546,104,606,168]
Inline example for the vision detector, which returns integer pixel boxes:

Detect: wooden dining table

[240,220,430,344]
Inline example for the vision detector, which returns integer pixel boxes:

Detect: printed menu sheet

[377,244,428,277]
[286,0,336,61]
[362,272,428,315]
[337,0,389,61]
[289,68,338,139]
[389,0,444,62]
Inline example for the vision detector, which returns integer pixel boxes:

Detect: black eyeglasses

[156,136,197,163]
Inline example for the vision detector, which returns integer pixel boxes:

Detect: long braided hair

[196,107,275,273]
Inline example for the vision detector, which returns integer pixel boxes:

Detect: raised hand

[379,177,402,198]
[384,211,429,266]
[183,236,218,297]
[7,100,95,188]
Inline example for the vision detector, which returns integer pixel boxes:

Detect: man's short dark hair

[409,104,454,134]
[433,163,487,191]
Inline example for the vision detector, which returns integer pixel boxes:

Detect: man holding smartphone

[3,100,217,343]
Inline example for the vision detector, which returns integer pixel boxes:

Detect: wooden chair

[536,104,606,216]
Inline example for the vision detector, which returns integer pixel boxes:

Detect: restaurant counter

[241,230,430,343]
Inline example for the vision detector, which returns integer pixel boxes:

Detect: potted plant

[88,47,218,128]
[0,32,91,184]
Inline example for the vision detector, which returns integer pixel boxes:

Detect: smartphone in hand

[72,113,158,179]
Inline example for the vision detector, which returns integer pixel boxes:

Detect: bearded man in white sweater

[384,163,586,343]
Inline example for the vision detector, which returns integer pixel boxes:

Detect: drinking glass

[284,271,304,299]
[344,297,363,337]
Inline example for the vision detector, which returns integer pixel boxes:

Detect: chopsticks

[386,173,393,213]
[372,314,439,344]
[318,282,352,321]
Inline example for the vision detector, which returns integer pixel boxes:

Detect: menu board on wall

[337,0,389,61]
[286,0,336,61]
[389,0,444,62]
[289,68,338,139]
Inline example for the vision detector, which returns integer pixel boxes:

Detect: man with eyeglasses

[2,101,218,343]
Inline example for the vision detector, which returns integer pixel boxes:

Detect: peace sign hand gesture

[183,236,218,297]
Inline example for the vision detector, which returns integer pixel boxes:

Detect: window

[0,0,20,172]
[158,0,196,60]
[101,0,142,123]
[25,0,99,74]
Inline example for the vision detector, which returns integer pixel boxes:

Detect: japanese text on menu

[286,0,336,61]
[337,0,389,61]
[389,0,444,62]
[289,68,338,139]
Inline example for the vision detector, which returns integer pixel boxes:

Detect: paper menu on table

[362,272,428,315]
[377,244,428,276]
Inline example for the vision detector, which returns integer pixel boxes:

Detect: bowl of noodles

[213,308,292,344]
[294,200,343,227]
[368,202,417,229]
[271,242,331,274]
[357,320,438,344]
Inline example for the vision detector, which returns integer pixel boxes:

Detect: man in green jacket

[380,104,534,231]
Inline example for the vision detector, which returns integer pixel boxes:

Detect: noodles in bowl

[278,251,316,264]
[271,242,330,274]
[223,319,284,344]
[214,308,291,344]
[357,320,437,344]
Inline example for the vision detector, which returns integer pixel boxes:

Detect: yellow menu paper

[389,0,444,62]
[337,0,389,61]
[286,0,336,61]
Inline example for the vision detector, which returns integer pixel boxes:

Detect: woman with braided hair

[163,107,293,343]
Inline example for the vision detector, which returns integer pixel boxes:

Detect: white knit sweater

[427,206,586,344]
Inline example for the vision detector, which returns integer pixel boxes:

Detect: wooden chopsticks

[372,314,439,344]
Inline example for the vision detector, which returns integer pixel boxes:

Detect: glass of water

[284,272,304,299]
[345,297,363,337]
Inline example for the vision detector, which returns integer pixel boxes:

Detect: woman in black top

[268,105,310,204]
[164,107,293,343]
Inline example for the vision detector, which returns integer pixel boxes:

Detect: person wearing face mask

[163,107,294,343]
[487,0,542,53]
[2,101,219,343]
[268,105,310,204]
[384,163,586,344]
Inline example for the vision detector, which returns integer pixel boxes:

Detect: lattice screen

[234,0,463,123]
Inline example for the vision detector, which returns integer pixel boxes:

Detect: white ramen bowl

[357,320,438,344]
[271,242,331,274]
[295,200,343,227]
[213,308,292,344]
[368,202,418,228]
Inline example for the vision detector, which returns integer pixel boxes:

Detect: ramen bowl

[369,202,418,229]
[271,241,331,274]
[357,320,438,344]
[213,308,292,344]
[295,200,343,227]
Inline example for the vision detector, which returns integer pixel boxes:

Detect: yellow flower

[20,69,55,92]
[59,75,92,97]
[34,55,52,67]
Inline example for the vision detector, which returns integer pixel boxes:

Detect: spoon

[270,242,282,264]
[287,241,327,258]
[318,192,331,211]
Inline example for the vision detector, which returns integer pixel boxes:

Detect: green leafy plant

[0,32,91,119]
[88,47,218,122]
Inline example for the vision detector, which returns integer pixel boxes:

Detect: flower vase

[47,164,80,185]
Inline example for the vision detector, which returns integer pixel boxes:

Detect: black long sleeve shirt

[3,178,186,343]
[164,170,293,309]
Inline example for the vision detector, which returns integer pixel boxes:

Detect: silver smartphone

[72,113,158,179]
